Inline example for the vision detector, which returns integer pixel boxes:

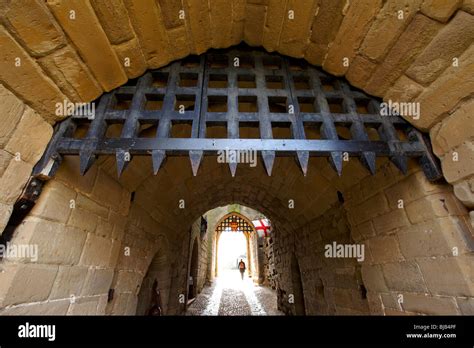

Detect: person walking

[238,259,246,280]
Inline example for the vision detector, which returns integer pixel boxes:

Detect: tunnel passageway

[186,270,282,316]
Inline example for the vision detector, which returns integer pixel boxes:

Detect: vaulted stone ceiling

[0,0,473,231]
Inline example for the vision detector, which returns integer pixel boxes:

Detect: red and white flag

[252,219,271,237]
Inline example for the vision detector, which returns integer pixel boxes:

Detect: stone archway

[0,1,473,316]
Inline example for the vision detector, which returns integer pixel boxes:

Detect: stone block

[0,263,58,307]
[406,11,474,85]
[365,14,442,97]
[38,45,102,102]
[113,37,147,78]
[0,299,70,315]
[430,99,474,157]
[49,266,89,300]
[361,264,388,292]
[5,107,53,164]
[243,3,265,47]
[384,75,424,103]
[406,193,468,224]
[402,293,459,314]
[0,84,25,147]
[441,142,474,184]
[90,0,135,44]
[67,296,100,315]
[0,25,69,121]
[421,0,462,22]
[382,261,427,292]
[360,0,422,62]
[278,0,318,57]
[417,256,474,296]
[372,209,411,235]
[0,158,33,205]
[47,0,127,91]
[2,0,65,56]
[368,236,405,263]
[123,0,172,68]
[323,0,382,76]
[397,216,473,259]
[81,268,114,296]
[30,180,76,223]
[414,44,474,130]
[79,233,113,267]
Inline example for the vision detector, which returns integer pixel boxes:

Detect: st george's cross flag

[252,219,271,237]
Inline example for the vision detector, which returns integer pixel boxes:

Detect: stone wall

[273,204,369,315]
[0,157,130,314]
[271,163,474,315]
[0,0,473,316]
[0,0,473,232]
[344,167,474,315]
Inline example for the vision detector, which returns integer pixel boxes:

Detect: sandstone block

[345,55,378,90]
[92,170,127,211]
[406,193,467,224]
[0,299,70,315]
[183,0,212,54]
[453,180,474,208]
[397,216,473,259]
[5,107,53,164]
[384,171,447,208]
[0,201,13,232]
[384,75,424,103]
[402,293,459,314]
[243,3,265,47]
[421,0,462,22]
[123,0,172,68]
[113,37,147,79]
[0,158,33,205]
[30,180,76,223]
[11,218,87,265]
[323,0,382,76]
[368,236,405,263]
[372,209,411,235]
[67,296,100,315]
[262,0,287,52]
[0,84,25,147]
[441,142,474,183]
[0,263,58,307]
[406,11,474,86]
[55,156,98,194]
[49,265,89,300]
[90,0,135,44]
[456,297,474,314]
[430,99,474,157]
[2,0,65,56]
[361,264,388,292]
[80,268,114,296]
[360,0,422,62]
[68,207,98,233]
[79,233,113,267]
[309,0,345,47]
[414,44,474,130]
[365,14,442,97]
[382,261,427,292]
[0,25,70,120]
[38,45,102,102]
[278,0,318,57]
[417,256,474,296]
[47,0,127,91]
